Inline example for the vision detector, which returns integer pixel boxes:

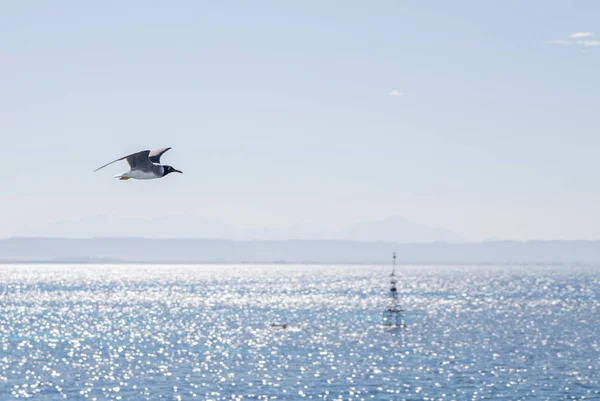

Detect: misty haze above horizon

[13,215,466,243]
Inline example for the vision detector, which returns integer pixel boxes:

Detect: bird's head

[162,165,183,176]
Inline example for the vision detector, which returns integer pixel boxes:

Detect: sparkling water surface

[0,264,599,400]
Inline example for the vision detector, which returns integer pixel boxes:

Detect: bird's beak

[174,169,183,174]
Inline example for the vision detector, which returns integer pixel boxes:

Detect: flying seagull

[94,147,183,180]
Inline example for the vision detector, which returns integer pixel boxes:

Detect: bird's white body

[114,166,163,180]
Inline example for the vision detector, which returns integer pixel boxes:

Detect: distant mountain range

[2,238,600,264]
[15,215,465,243]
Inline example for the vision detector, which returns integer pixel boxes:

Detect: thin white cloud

[546,32,598,47]
[388,90,403,96]
[569,32,594,39]
[576,40,600,46]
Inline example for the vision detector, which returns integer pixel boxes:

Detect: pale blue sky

[1,1,599,241]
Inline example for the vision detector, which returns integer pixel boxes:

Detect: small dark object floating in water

[270,323,288,330]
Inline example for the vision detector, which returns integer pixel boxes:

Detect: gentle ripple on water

[0,264,598,400]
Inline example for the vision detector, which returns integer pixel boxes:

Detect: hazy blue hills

[2,238,600,264]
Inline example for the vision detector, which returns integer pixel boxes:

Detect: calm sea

[0,264,598,400]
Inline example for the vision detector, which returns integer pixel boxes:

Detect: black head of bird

[162,165,183,176]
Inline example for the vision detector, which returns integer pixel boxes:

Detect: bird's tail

[113,173,130,180]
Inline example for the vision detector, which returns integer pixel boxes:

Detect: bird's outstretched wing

[94,150,152,172]
[148,147,172,164]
